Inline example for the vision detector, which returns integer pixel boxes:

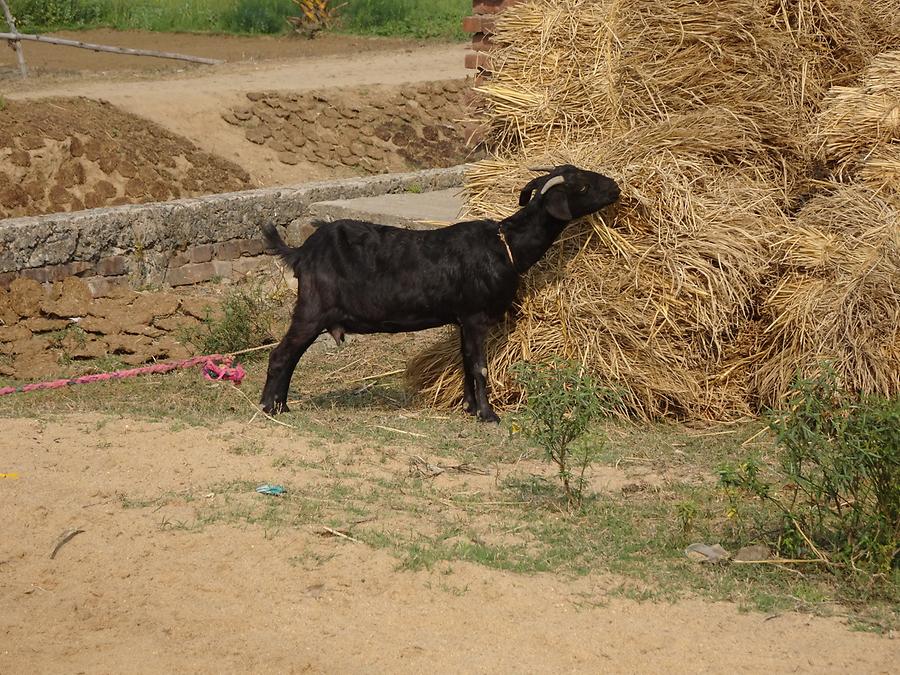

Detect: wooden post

[0,0,28,78]
[0,32,223,65]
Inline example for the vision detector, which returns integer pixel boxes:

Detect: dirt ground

[2,31,468,188]
[1,413,896,673]
[1,31,897,672]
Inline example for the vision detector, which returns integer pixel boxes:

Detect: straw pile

[746,50,900,405]
[408,0,899,419]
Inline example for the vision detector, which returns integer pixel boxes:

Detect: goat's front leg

[460,315,499,423]
[260,318,320,415]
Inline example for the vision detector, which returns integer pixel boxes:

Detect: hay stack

[408,1,898,419]
[746,50,900,405]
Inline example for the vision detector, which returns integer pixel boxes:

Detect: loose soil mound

[0,97,251,219]
[223,80,474,173]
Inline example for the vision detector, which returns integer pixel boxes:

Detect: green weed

[512,358,619,510]
[183,283,287,357]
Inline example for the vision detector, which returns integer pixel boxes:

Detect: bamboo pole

[0,0,28,78]
[0,31,224,66]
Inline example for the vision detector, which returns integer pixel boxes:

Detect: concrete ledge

[309,188,465,229]
[0,165,469,288]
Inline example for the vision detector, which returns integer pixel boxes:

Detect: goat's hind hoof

[260,401,289,416]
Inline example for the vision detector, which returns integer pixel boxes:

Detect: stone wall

[0,165,467,295]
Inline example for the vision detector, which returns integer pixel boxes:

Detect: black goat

[260,165,621,421]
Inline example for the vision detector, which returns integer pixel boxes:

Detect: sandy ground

[2,31,467,186]
[0,414,897,673]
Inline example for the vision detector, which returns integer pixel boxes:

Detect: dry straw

[408,0,899,420]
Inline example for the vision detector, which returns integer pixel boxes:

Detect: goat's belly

[342,316,450,334]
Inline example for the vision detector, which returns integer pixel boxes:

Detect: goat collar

[498,225,515,268]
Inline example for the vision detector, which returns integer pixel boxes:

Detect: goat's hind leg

[458,325,478,415]
[260,316,320,415]
[460,315,500,423]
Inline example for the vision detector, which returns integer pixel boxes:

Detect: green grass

[9,0,469,39]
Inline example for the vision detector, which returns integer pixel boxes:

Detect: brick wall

[463,0,524,78]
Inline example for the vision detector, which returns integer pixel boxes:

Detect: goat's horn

[540,175,565,194]
[528,166,554,172]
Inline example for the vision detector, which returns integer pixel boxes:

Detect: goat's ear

[543,189,573,220]
[518,176,546,206]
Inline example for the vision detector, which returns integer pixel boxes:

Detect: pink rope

[0,354,245,398]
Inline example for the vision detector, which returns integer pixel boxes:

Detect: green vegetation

[183,283,288,358]
[512,358,619,510]
[9,0,469,39]
[720,370,899,577]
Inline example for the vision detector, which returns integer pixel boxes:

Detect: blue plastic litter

[256,484,286,496]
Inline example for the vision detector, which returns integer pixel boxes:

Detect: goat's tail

[261,224,303,273]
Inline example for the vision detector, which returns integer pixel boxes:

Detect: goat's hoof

[478,410,501,424]
[261,401,289,415]
[463,401,478,416]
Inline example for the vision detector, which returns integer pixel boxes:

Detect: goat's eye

[578,185,588,193]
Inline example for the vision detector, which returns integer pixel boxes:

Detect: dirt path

[3,31,467,185]
[0,415,896,673]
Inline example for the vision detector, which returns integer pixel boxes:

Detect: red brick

[465,52,492,71]
[165,262,215,287]
[462,16,482,34]
[240,238,266,256]
[462,15,496,35]
[472,33,493,52]
[190,244,214,264]
[20,261,91,284]
[214,240,243,260]
[169,250,190,267]
[0,272,16,290]
[95,255,127,277]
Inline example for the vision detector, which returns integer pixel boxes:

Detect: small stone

[685,543,731,564]
[732,544,770,562]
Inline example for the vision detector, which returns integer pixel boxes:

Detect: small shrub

[185,284,287,357]
[512,358,619,510]
[722,369,899,575]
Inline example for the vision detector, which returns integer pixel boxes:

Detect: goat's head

[518,165,620,221]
